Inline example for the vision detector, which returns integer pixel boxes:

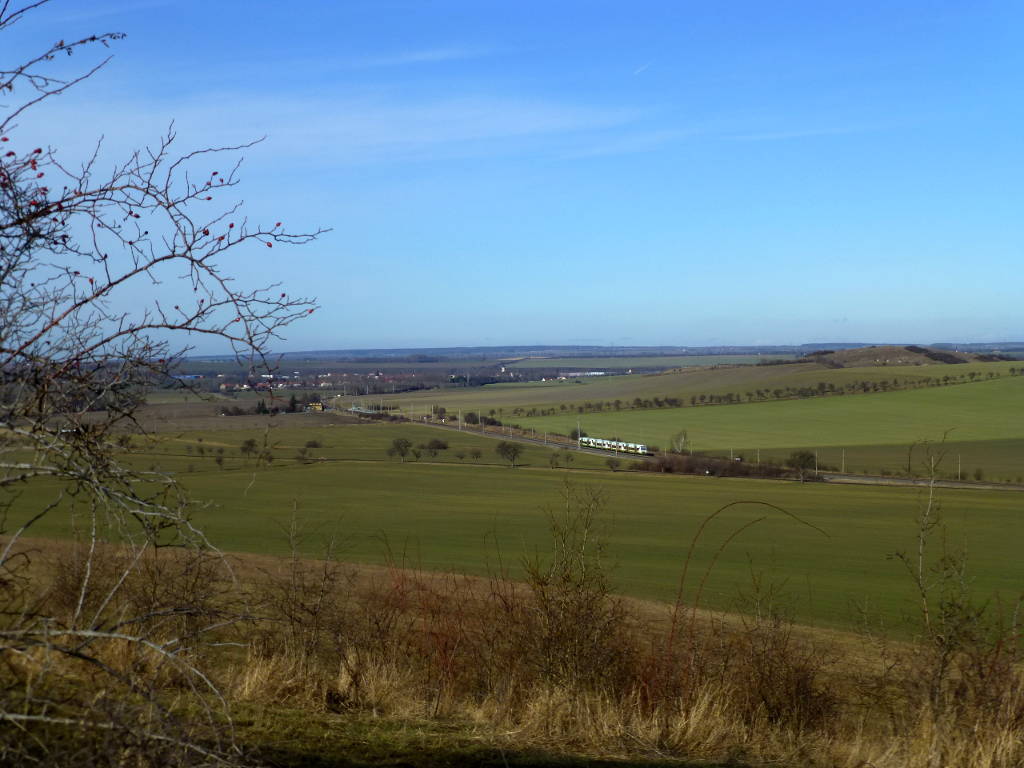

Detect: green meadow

[363,360,1020,417]
[10,422,1024,632]
[511,376,1024,460]
[131,422,607,470]
[728,438,1024,482]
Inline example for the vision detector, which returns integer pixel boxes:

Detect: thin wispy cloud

[352,47,492,69]
[633,62,652,76]
[15,88,641,167]
[560,128,690,160]
[724,125,876,142]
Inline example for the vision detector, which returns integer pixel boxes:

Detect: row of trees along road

[1,2,324,763]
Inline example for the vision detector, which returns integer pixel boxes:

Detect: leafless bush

[634,453,789,479]
[230,483,1022,766]
[858,454,1024,763]
[517,483,637,692]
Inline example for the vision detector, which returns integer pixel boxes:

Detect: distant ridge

[187,341,1024,363]
[801,344,1013,368]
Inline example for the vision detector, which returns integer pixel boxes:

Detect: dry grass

[4,504,1023,768]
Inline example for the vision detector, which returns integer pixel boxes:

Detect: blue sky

[6,1,1022,351]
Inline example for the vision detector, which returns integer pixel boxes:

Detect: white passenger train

[578,436,649,455]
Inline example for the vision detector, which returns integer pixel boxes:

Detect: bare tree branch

[0,4,325,763]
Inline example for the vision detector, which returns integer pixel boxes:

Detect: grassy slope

[739,438,1024,481]
[365,361,1020,415]
[237,708,702,767]
[132,422,606,470]
[511,376,1024,452]
[13,440,1024,631]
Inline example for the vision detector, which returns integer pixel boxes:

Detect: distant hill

[801,344,1009,368]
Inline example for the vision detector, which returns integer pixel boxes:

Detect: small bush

[634,454,788,479]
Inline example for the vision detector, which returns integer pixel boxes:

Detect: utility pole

[958,454,961,480]
[815,450,819,477]
[458,408,462,431]
[841,448,846,473]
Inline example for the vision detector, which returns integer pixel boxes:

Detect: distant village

[175,369,418,395]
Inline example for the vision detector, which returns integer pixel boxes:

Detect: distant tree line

[632,453,791,479]
[512,368,1018,418]
[632,449,828,481]
[219,395,319,416]
[462,411,504,426]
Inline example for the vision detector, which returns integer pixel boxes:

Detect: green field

[718,438,1024,482]
[510,375,1024,458]
[506,354,792,369]
[142,390,235,405]
[130,422,607,471]
[362,361,1020,418]
[10,421,1024,632]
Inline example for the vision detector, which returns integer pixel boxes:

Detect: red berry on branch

[205,196,212,200]
[32,148,42,154]
[280,293,286,298]
[4,152,13,157]
[266,242,273,248]
[0,137,7,141]
[203,229,209,236]
[228,223,234,228]
[275,222,281,227]
[36,172,44,178]
[308,309,314,314]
